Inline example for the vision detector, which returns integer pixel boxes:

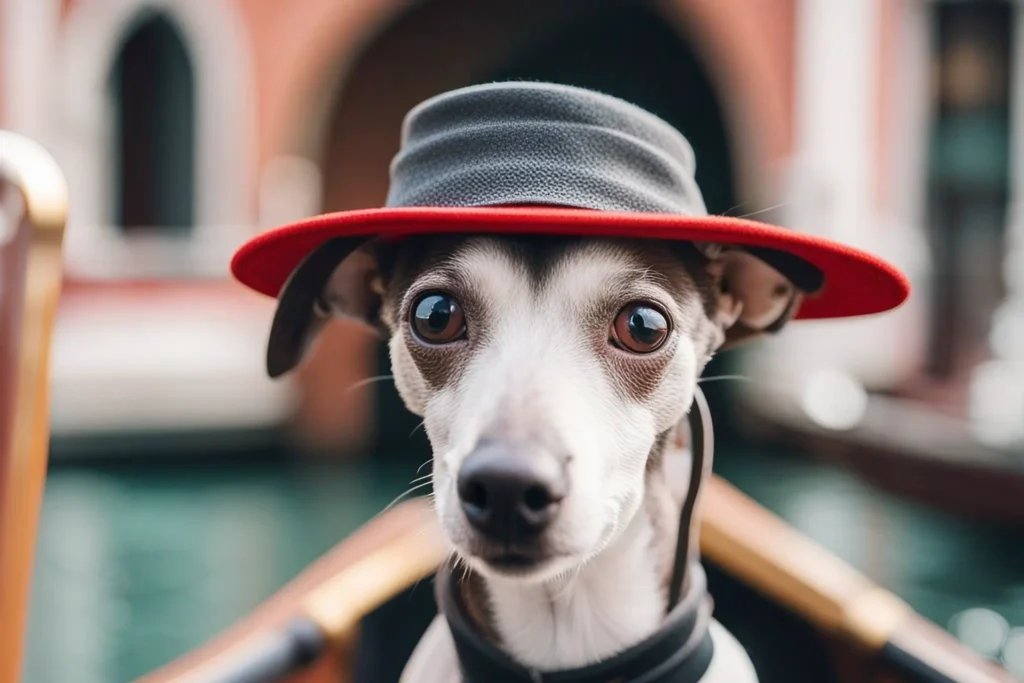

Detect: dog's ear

[694,242,824,349]
[266,237,385,378]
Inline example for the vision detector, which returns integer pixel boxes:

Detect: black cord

[667,386,714,611]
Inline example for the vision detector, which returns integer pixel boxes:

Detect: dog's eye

[410,292,466,344]
[611,303,669,353]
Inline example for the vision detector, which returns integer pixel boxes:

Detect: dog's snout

[457,443,566,542]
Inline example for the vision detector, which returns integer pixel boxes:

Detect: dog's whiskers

[379,480,434,515]
[345,374,395,393]
[447,550,473,585]
[719,200,751,217]
[733,201,791,220]
[697,374,754,384]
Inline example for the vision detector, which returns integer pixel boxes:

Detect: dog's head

[269,234,818,582]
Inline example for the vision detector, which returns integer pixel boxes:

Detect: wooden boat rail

[0,130,68,683]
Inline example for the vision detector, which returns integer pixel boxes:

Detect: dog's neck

[460,442,682,671]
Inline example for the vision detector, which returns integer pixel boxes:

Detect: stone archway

[295,0,761,457]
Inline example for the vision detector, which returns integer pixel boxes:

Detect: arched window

[109,14,196,234]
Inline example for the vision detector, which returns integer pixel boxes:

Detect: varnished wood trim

[0,131,67,683]
[301,513,447,641]
[700,475,910,648]
[884,612,1019,683]
[700,476,1014,681]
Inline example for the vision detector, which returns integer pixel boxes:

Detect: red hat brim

[231,206,910,321]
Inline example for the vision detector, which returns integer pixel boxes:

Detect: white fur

[484,504,666,669]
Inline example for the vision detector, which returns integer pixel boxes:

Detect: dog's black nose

[457,443,566,542]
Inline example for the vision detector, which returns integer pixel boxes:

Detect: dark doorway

[109,14,196,234]
[360,1,741,460]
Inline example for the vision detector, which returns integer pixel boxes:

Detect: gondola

[1,130,1016,683]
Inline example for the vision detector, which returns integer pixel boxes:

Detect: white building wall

[55,0,256,279]
[742,0,932,430]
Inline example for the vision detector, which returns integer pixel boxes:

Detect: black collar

[437,386,718,683]
[437,561,715,683]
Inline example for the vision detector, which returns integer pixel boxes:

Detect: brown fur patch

[643,430,679,599]
[377,236,481,391]
[453,561,501,644]
[587,242,713,402]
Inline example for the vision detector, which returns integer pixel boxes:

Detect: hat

[231,81,908,322]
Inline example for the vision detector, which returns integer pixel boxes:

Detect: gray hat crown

[386,81,708,216]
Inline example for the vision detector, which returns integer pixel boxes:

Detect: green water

[22,448,1024,683]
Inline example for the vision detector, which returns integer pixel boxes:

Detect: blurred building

[0,0,1016,467]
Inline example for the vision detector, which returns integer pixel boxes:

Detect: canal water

[21,446,1024,682]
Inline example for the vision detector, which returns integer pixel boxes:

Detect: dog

[269,231,803,683]
[236,81,908,683]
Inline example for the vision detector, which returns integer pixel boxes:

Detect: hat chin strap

[668,384,715,611]
[436,386,717,683]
